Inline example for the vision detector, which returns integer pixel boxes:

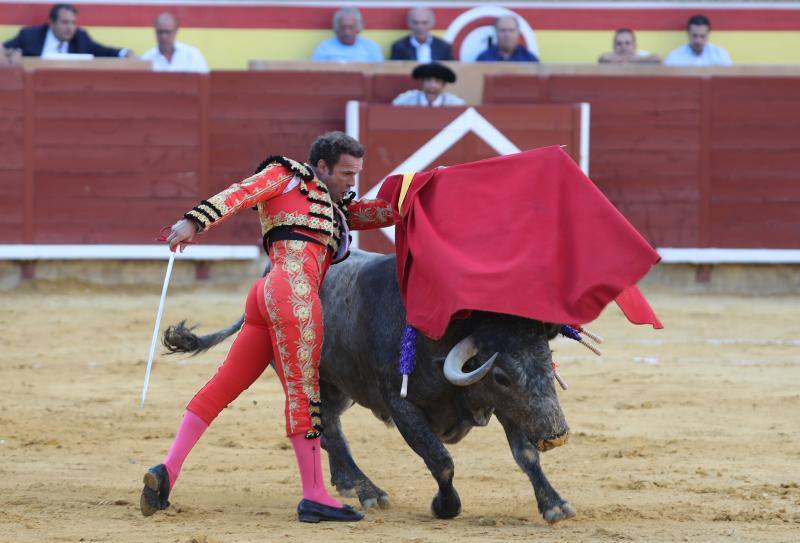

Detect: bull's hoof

[361,494,391,510]
[431,489,461,519]
[335,485,357,498]
[361,493,390,511]
[355,481,390,511]
[542,501,576,524]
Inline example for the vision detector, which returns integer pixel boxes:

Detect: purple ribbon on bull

[560,324,602,356]
[399,324,417,398]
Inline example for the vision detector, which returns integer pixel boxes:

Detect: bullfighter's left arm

[346,198,398,230]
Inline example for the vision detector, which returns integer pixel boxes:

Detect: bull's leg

[319,382,390,510]
[502,422,576,524]
[388,396,461,519]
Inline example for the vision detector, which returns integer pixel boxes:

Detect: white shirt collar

[417,90,444,107]
[42,27,68,55]
[409,35,432,62]
[410,35,429,48]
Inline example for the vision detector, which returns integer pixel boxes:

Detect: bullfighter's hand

[166,219,198,252]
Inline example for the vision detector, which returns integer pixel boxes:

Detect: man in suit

[3,3,133,58]
[390,7,453,62]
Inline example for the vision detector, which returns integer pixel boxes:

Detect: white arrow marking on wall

[359,107,521,244]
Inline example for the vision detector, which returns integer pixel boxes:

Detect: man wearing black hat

[392,62,465,107]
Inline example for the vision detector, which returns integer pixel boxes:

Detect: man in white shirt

[392,62,465,107]
[141,12,208,73]
[664,14,732,67]
[311,7,383,63]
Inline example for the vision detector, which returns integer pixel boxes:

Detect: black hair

[687,14,711,30]
[49,3,78,23]
[308,131,364,171]
[615,28,635,37]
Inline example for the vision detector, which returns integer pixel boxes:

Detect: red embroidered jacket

[183,157,396,258]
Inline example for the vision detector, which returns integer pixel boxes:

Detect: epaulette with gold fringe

[253,155,314,180]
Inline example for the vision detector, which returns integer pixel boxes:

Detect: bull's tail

[162,260,271,356]
[162,317,244,355]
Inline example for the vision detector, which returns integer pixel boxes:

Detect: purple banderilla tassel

[398,324,417,398]
[560,325,602,356]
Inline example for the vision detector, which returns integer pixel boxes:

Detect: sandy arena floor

[1,282,798,543]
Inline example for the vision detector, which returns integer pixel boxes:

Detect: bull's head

[441,316,570,452]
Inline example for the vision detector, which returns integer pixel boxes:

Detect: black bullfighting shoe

[297,499,364,523]
[140,464,171,517]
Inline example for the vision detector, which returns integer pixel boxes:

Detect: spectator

[598,28,660,64]
[390,7,453,62]
[476,16,538,62]
[311,7,383,62]
[392,62,465,107]
[2,3,133,58]
[141,13,208,73]
[664,14,732,66]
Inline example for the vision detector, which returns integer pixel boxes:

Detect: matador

[140,132,395,523]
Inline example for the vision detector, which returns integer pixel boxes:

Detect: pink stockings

[161,411,340,507]
[289,434,341,508]
[162,410,208,488]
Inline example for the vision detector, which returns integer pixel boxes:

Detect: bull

[164,250,575,523]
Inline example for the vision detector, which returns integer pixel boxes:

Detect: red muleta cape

[377,146,663,340]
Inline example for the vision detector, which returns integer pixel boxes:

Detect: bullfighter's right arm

[345,198,398,230]
[183,164,295,233]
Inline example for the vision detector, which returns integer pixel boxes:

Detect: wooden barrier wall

[483,74,800,249]
[0,69,24,243]
[2,68,799,249]
[1,69,367,246]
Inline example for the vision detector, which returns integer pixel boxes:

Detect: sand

[1,282,798,543]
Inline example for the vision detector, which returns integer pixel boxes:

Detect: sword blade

[140,250,176,409]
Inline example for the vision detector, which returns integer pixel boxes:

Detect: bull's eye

[492,368,512,388]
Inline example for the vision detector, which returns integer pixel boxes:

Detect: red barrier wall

[30,71,203,243]
[0,69,24,243]
[483,74,800,248]
[3,69,364,246]
[3,69,799,249]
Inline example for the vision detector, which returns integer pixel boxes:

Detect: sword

[140,249,176,409]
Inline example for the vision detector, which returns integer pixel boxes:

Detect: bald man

[390,7,453,61]
[476,15,538,62]
[141,12,208,73]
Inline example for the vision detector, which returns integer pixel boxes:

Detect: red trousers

[187,239,330,438]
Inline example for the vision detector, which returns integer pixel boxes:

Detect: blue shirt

[476,45,538,63]
[311,36,384,62]
[663,43,732,67]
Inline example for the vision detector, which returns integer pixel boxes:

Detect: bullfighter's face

[316,153,362,202]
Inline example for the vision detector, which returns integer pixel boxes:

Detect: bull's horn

[443,335,498,387]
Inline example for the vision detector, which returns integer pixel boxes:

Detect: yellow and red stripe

[2,2,800,67]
